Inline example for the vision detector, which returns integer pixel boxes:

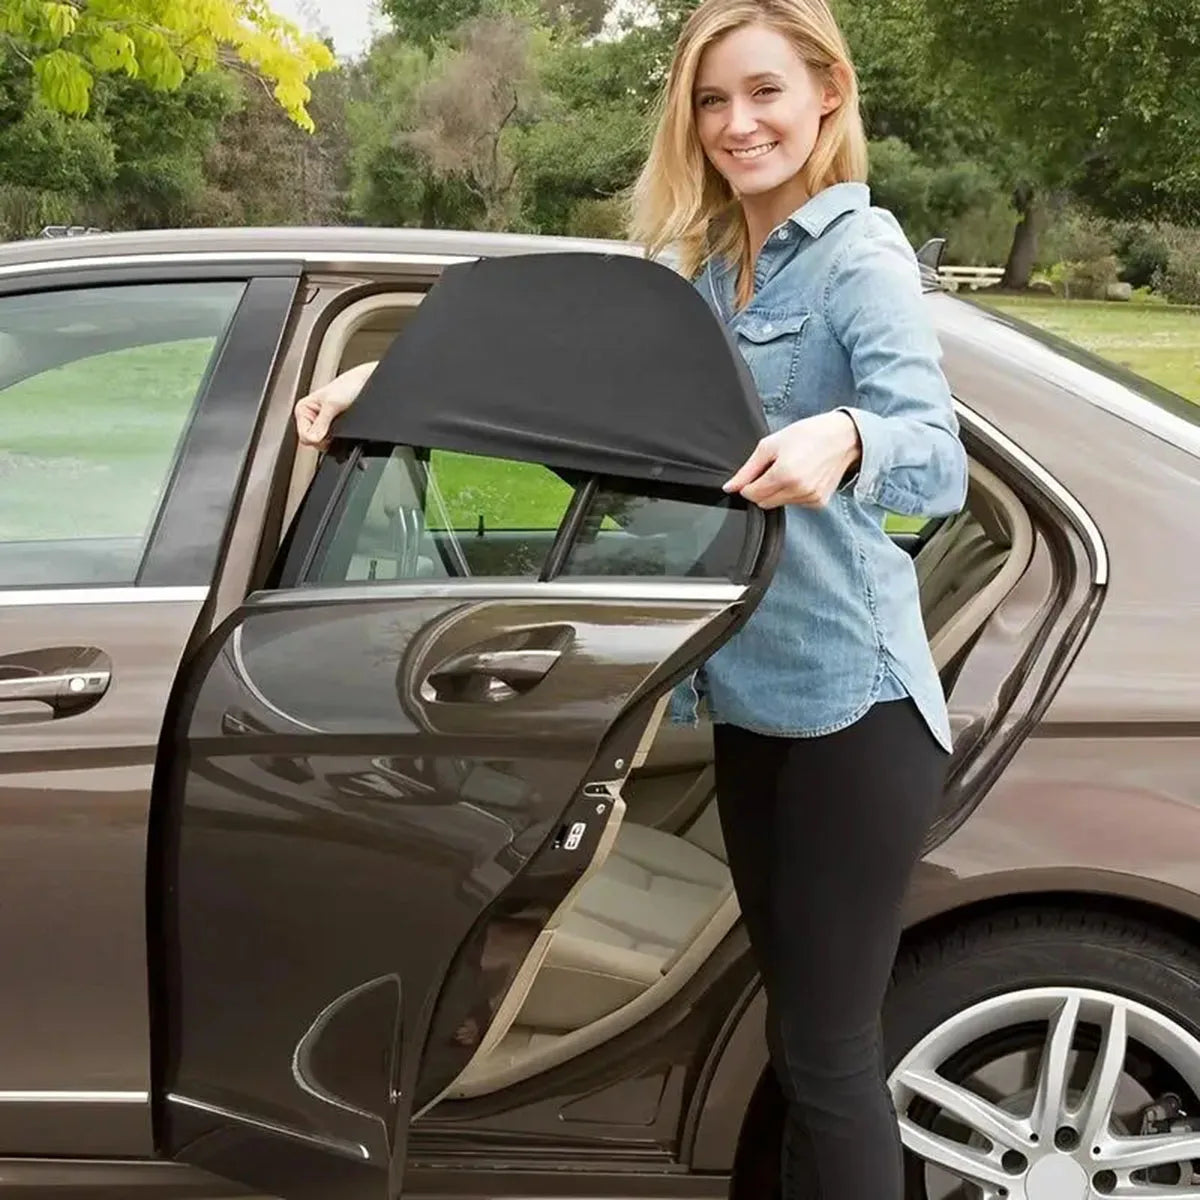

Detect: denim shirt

[672,182,968,753]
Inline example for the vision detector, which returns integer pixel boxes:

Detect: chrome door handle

[0,670,111,706]
[441,649,560,686]
[422,649,561,702]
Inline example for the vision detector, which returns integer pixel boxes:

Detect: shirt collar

[785,181,871,239]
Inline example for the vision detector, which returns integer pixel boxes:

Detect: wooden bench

[937,266,1005,292]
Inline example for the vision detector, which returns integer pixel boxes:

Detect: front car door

[0,261,299,1155]
[156,253,783,1200]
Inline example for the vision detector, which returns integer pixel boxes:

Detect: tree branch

[1,35,36,67]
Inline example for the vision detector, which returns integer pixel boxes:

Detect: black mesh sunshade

[334,252,766,490]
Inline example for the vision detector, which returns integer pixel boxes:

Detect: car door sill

[403,1166,729,1199]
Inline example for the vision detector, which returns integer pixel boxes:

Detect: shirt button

[762,322,774,333]
[777,228,790,241]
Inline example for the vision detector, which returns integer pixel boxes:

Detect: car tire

[732,906,1200,1199]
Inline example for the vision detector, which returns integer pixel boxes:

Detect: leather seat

[516,820,730,1032]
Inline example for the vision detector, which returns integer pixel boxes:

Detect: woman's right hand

[293,360,378,449]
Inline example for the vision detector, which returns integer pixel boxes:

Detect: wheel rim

[889,987,1200,1199]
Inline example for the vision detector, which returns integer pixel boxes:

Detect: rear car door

[0,262,299,1155]
[157,253,782,1200]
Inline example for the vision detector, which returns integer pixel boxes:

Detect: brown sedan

[1,226,1198,1200]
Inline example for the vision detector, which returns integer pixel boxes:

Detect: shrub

[1114,224,1171,289]
[1041,208,1115,267]
[0,185,78,241]
[1036,210,1120,298]
[565,196,626,239]
[1130,285,1169,305]
[1154,237,1200,305]
[1047,255,1121,300]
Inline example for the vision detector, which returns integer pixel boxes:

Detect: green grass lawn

[429,450,576,531]
[976,294,1200,405]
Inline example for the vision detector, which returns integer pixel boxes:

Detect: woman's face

[693,22,840,201]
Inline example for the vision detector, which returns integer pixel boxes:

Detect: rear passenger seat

[517,807,731,1032]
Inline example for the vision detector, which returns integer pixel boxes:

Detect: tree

[378,0,487,49]
[0,0,335,129]
[346,33,483,228]
[920,0,1200,286]
[406,14,543,230]
[380,0,614,47]
[516,31,654,234]
[201,64,351,226]
[93,69,240,227]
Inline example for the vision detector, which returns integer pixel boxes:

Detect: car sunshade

[333,252,767,491]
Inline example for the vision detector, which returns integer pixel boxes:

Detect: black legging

[713,698,948,1199]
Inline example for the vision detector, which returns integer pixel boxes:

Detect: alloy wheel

[891,987,1200,1199]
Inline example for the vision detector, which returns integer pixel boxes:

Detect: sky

[270,0,386,60]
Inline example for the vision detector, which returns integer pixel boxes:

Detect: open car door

[155,253,783,1200]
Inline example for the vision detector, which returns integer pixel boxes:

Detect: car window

[299,446,754,584]
[0,281,246,588]
[559,480,750,579]
[308,447,577,582]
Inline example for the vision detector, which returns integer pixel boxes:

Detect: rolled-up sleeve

[825,219,968,519]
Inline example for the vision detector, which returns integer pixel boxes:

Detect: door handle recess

[0,670,110,708]
[422,649,560,703]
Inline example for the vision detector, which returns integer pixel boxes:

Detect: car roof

[0,225,641,271]
[0,223,944,287]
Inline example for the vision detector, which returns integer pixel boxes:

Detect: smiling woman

[625,3,967,1198]
[290,7,967,1196]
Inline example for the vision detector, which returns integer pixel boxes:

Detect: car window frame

[0,262,303,594]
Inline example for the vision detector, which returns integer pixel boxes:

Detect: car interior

[285,292,1037,1103]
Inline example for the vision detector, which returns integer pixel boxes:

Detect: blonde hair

[629,0,868,307]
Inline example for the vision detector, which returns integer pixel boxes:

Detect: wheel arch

[689,881,1200,1193]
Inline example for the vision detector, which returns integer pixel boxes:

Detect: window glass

[308,447,577,582]
[303,448,757,585]
[0,281,246,588]
[559,480,752,579]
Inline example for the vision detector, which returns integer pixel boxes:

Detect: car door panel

[0,270,298,1158]
[0,593,205,1157]
[161,583,745,1199]
[156,250,781,1200]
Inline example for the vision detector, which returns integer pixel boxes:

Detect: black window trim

[139,274,302,587]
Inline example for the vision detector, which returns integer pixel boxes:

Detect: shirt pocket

[733,310,811,415]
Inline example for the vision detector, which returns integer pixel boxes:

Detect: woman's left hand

[723,411,862,509]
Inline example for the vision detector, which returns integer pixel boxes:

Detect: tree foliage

[345,33,483,229]
[922,0,1200,212]
[0,0,335,129]
[201,64,350,225]
[918,0,1200,280]
[2,0,1197,298]
[406,14,542,230]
